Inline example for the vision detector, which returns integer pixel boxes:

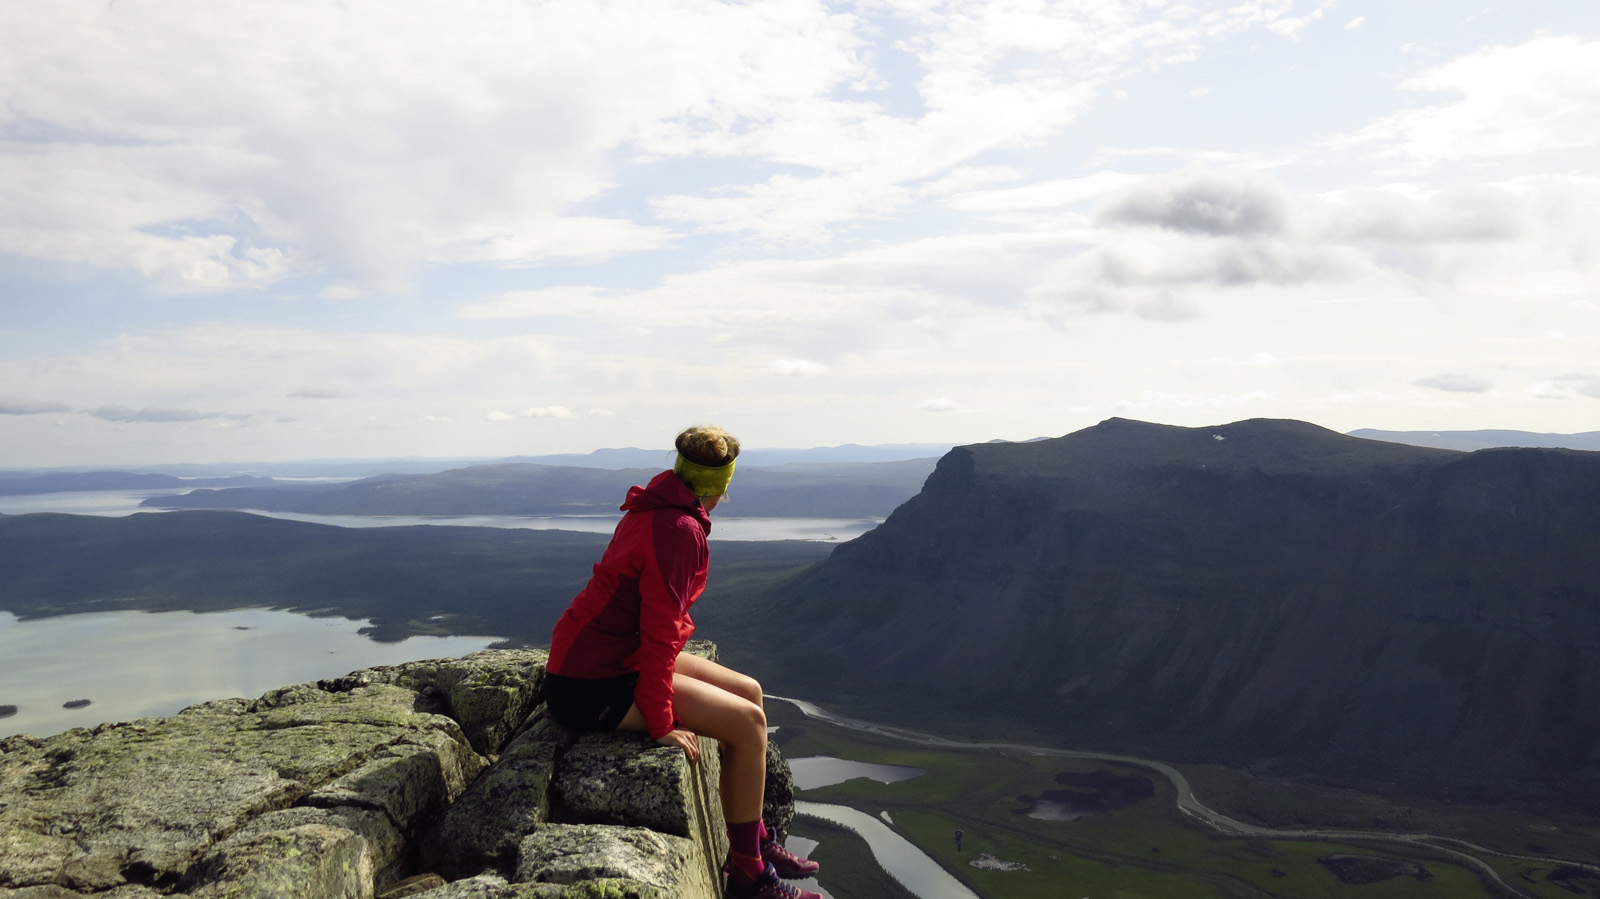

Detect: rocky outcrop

[0,642,785,899]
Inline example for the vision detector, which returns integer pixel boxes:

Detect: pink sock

[728,820,763,878]
[759,819,770,842]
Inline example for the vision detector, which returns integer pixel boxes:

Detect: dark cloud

[1416,373,1492,393]
[88,406,236,423]
[1099,170,1291,236]
[1029,238,1363,319]
[1072,240,1356,289]
[0,399,72,415]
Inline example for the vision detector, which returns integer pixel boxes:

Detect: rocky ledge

[0,641,794,899]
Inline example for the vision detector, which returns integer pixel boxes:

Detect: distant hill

[733,418,1600,808]
[504,442,955,468]
[141,459,940,518]
[1349,428,1600,452]
[2,442,956,485]
[0,511,829,644]
[0,471,270,496]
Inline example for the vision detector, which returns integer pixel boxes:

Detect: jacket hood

[621,469,712,532]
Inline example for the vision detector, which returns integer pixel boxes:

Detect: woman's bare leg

[674,652,764,709]
[673,653,766,823]
[617,664,767,822]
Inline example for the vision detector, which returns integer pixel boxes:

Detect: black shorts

[544,671,639,731]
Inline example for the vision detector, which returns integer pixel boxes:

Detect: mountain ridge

[735,417,1600,807]
[140,458,940,519]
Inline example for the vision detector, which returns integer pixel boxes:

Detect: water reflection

[0,609,499,738]
[790,755,927,790]
[1015,769,1154,821]
[796,801,979,899]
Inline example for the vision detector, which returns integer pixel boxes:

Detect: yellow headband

[674,454,736,497]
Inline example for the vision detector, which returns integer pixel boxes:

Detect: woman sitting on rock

[545,425,821,899]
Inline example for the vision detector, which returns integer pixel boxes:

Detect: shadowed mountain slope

[745,418,1600,805]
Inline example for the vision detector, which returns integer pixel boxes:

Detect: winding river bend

[770,695,1600,899]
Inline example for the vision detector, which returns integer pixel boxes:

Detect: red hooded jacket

[546,470,711,739]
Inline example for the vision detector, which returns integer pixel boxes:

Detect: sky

[1,1,1597,468]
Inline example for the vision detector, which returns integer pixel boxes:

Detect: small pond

[1014,769,1155,821]
[789,755,927,790]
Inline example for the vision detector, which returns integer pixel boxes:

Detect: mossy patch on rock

[421,711,574,879]
[0,646,795,899]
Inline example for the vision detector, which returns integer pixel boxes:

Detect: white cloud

[944,171,1139,216]
[1344,16,1366,30]
[1265,7,1325,40]
[489,406,573,421]
[1315,184,1525,243]
[770,359,828,377]
[1342,36,1600,166]
[1417,374,1492,394]
[604,0,1348,242]
[1530,375,1600,401]
[921,166,1026,196]
[457,286,620,320]
[8,4,1600,467]
[0,0,1372,284]
[0,0,865,284]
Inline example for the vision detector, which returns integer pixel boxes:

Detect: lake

[0,608,500,739]
[0,490,882,542]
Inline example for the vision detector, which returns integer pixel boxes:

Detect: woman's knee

[736,698,767,740]
[735,672,764,706]
[719,698,767,751]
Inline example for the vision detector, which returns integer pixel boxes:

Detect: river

[768,696,1600,899]
[797,801,980,899]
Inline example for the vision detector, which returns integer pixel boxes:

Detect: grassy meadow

[771,701,1600,899]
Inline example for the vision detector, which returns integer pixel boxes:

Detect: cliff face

[762,418,1600,802]
[0,643,793,899]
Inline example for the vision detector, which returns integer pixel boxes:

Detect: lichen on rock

[0,645,794,899]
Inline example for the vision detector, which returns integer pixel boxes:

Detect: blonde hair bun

[676,426,740,467]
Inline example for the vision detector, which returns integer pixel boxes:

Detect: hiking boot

[725,862,821,899]
[761,835,821,879]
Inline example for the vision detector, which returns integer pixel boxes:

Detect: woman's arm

[632,516,707,740]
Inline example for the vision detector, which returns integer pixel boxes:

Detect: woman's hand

[656,728,701,763]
